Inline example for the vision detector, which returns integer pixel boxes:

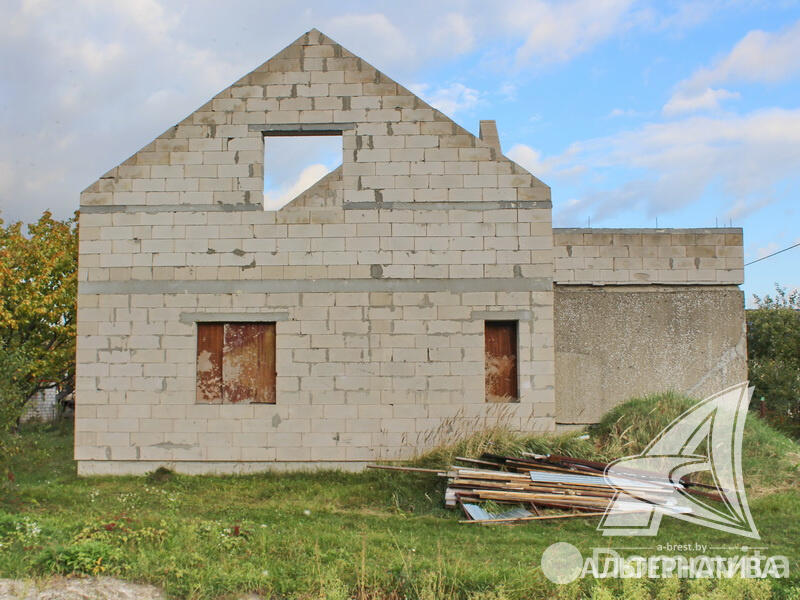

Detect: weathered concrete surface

[554,285,747,424]
[0,577,166,600]
[0,578,271,600]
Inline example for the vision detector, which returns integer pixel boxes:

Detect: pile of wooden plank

[369,451,721,525]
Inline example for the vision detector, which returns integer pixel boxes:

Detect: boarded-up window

[485,321,518,402]
[196,322,276,404]
[197,323,224,404]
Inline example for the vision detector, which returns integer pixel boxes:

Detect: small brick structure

[74,29,746,474]
[21,388,59,423]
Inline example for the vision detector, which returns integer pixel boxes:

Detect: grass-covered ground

[1,393,799,599]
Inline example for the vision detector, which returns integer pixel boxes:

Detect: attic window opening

[263,133,342,210]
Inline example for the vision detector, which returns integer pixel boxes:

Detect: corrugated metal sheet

[462,503,532,521]
[528,470,683,490]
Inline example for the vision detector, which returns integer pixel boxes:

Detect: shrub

[591,390,696,457]
[35,540,123,576]
[146,466,175,484]
[747,285,800,438]
[592,391,799,493]
[0,349,31,472]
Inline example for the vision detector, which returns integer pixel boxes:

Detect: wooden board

[221,323,276,404]
[485,320,518,401]
[196,323,224,404]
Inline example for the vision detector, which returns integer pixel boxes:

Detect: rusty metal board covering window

[485,320,518,402]
[196,322,276,404]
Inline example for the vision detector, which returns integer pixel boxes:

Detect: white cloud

[755,242,778,260]
[21,0,50,15]
[410,82,482,116]
[505,0,637,65]
[542,108,800,224]
[647,1,716,33]
[499,83,517,101]
[326,13,415,71]
[665,20,800,115]
[325,11,477,74]
[686,20,800,89]
[316,10,478,76]
[433,13,475,55]
[662,87,740,115]
[507,142,586,180]
[326,3,714,73]
[726,196,773,221]
[506,144,555,178]
[106,0,177,39]
[608,107,644,118]
[0,0,243,222]
[0,162,15,199]
[264,164,331,211]
[61,39,125,74]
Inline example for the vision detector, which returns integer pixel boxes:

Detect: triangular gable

[82,28,549,208]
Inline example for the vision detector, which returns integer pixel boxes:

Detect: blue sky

[1,0,798,303]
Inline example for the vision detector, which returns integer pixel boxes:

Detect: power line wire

[745,241,800,266]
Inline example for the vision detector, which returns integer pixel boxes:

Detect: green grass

[591,391,800,495]
[1,394,799,599]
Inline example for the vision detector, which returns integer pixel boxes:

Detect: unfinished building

[75,29,746,474]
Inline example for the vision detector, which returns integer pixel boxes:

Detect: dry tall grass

[410,404,601,467]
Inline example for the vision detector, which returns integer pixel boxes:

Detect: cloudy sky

[1,0,798,302]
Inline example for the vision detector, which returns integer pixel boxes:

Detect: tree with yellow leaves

[0,210,78,431]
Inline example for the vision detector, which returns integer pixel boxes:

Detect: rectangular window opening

[485,320,518,403]
[263,133,342,210]
[196,322,276,404]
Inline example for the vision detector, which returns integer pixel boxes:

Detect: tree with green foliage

[747,284,800,438]
[0,210,78,454]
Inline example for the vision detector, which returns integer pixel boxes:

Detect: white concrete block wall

[553,228,744,285]
[76,287,554,471]
[76,29,555,474]
[77,206,554,285]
